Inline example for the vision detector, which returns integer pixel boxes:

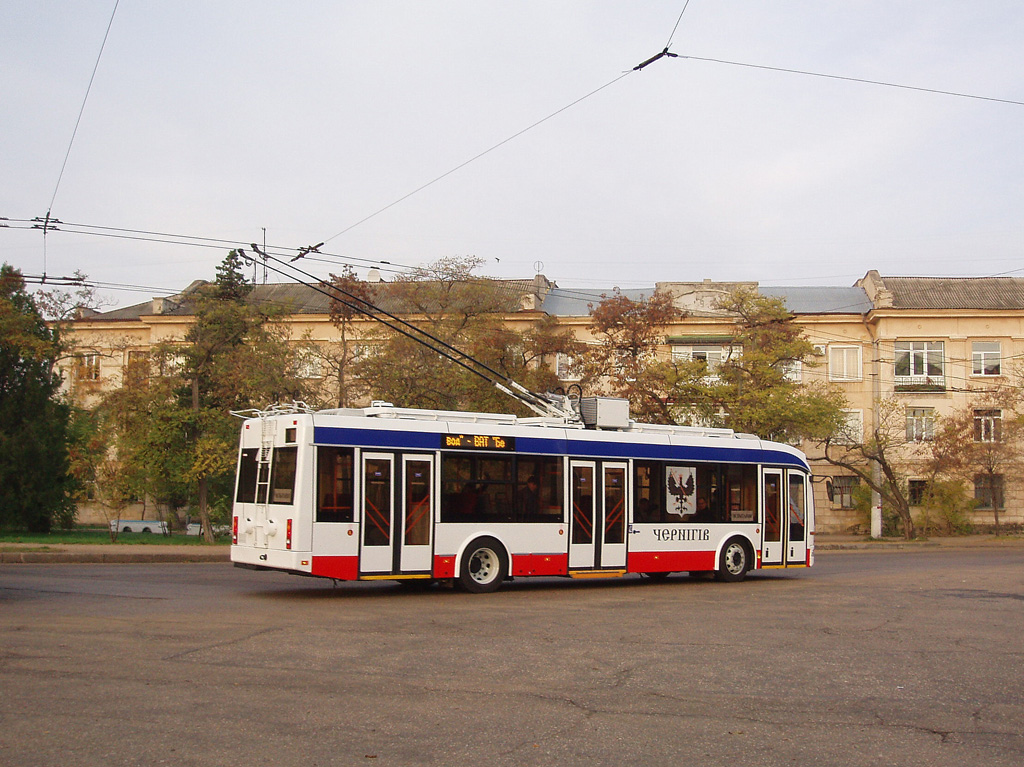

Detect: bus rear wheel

[716,538,752,582]
[458,538,508,594]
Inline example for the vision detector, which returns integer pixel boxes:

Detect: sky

[2,1,1023,308]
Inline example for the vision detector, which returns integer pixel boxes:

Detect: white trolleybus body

[231,400,814,592]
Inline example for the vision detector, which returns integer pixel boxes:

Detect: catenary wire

[678,54,1024,108]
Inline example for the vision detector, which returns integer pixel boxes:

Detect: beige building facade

[62,271,1024,533]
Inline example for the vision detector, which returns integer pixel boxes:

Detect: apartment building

[61,271,1024,532]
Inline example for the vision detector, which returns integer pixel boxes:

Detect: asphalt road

[1,548,1022,767]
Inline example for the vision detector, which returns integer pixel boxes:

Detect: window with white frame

[293,351,323,379]
[894,341,944,384]
[905,407,935,442]
[779,359,802,382]
[828,345,862,381]
[834,409,864,445]
[971,342,1001,377]
[555,352,581,381]
[74,353,101,381]
[671,344,737,378]
[973,409,1002,442]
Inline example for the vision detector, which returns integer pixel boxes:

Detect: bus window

[317,446,354,522]
[235,448,258,503]
[764,472,782,543]
[634,461,664,522]
[269,446,298,504]
[404,460,431,546]
[571,465,594,544]
[516,456,563,523]
[725,465,757,523]
[441,454,514,522]
[788,473,806,542]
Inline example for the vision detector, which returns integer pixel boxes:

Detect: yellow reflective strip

[359,574,433,581]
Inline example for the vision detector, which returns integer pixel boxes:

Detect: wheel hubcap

[725,544,745,574]
[470,549,496,583]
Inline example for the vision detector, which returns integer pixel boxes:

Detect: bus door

[570,461,627,570]
[761,468,784,566]
[601,462,627,569]
[569,461,596,568]
[786,471,808,566]
[360,453,394,573]
[399,455,434,573]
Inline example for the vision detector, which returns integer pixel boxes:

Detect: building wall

[60,277,1024,533]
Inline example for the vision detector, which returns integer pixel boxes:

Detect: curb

[0,549,230,564]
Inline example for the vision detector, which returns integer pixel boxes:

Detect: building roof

[537,287,658,317]
[81,277,548,321]
[870,275,1024,310]
[538,284,872,317]
[759,286,873,315]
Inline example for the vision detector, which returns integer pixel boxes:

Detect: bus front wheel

[458,538,508,594]
[716,538,752,582]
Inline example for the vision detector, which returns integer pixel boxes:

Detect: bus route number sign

[443,434,515,451]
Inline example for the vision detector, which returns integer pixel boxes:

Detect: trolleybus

[230,398,813,592]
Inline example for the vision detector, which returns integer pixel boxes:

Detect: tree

[0,265,77,531]
[816,397,917,539]
[926,391,1024,535]
[96,251,307,540]
[354,257,578,415]
[583,288,685,423]
[322,266,374,408]
[674,288,847,442]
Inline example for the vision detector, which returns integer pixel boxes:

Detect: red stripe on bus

[311,555,359,580]
[512,553,569,577]
[433,555,457,579]
[628,550,716,573]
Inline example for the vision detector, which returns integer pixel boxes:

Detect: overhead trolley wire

[240,246,567,418]
[42,0,120,274]
[677,55,1024,108]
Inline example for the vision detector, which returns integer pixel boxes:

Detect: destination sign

[442,434,515,451]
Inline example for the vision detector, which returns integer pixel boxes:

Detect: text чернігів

[653,528,710,542]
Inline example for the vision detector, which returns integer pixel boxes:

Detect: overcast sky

[2,1,1022,307]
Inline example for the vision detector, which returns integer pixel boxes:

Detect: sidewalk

[2,534,1021,564]
[0,543,231,564]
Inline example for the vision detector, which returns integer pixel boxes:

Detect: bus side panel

[511,552,568,576]
[433,555,456,578]
[434,524,567,579]
[311,555,359,580]
[628,549,715,573]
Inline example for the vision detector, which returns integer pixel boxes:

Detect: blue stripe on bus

[312,426,808,470]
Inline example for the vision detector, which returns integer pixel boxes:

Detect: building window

[123,350,150,385]
[834,410,863,445]
[971,342,1001,377]
[671,344,737,380]
[974,409,1002,442]
[74,353,101,381]
[555,352,580,381]
[828,346,862,381]
[158,351,184,377]
[974,474,1004,510]
[293,352,322,379]
[905,407,935,442]
[908,479,929,506]
[894,341,944,384]
[832,476,859,509]
[780,359,802,382]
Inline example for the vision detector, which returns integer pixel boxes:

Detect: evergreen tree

[0,265,76,530]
